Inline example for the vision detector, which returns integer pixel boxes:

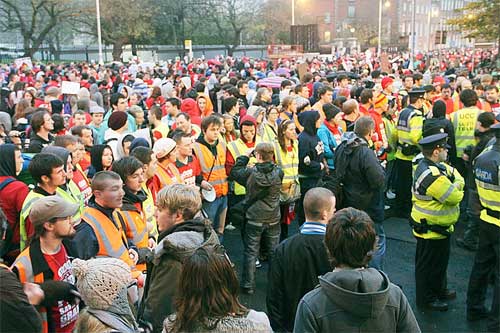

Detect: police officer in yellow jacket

[411,132,464,311]
[466,123,500,331]
[393,89,425,218]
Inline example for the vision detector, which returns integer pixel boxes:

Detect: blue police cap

[418,133,448,149]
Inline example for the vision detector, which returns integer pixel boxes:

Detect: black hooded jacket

[332,132,385,210]
[298,111,325,178]
[0,143,17,177]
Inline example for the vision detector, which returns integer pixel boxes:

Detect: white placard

[14,57,33,69]
[61,81,81,95]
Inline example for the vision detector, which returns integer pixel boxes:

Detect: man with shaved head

[267,187,335,332]
[342,99,360,132]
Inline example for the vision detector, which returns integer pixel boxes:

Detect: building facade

[294,0,475,52]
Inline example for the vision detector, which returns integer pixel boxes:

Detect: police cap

[408,88,426,98]
[423,125,445,138]
[418,133,448,150]
[422,84,435,93]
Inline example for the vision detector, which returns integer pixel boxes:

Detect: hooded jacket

[0,144,29,262]
[140,218,219,333]
[298,111,324,178]
[294,268,420,333]
[230,155,284,224]
[88,144,112,179]
[332,132,385,211]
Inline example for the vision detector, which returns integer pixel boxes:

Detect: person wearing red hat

[433,76,445,95]
[381,77,394,96]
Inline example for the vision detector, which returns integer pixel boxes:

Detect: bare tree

[0,0,82,58]
[203,0,258,56]
[73,0,154,61]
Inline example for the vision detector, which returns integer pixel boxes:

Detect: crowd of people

[0,47,499,333]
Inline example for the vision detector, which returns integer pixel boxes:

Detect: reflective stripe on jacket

[451,107,481,158]
[411,159,464,239]
[193,141,228,197]
[227,139,257,195]
[82,207,140,277]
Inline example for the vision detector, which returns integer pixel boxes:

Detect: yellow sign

[184,40,192,49]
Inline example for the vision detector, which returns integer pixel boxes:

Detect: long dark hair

[278,119,294,152]
[169,246,246,332]
[90,144,113,173]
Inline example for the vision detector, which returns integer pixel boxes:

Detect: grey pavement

[223,217,494,332]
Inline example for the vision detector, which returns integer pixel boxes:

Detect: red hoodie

[180,98,201,125]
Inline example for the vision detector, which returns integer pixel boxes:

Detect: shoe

[467,308,490,321]
[439,289,457,301]
[241,287,254,295]
[418,300,448,312]
[384,205,391,210]
[456,238,478,251]
[225,223,236,231]
[255,259,262,269]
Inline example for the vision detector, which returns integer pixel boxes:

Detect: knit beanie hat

[381,77,394,90]
[72,258,132,311]
[108,111,128,131]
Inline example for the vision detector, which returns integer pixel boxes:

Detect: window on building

[325,12,331,24]
[348,5,355,18]
[324,31,331,42]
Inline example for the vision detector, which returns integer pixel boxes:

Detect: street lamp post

[95,0,103,65]
[427,2,439,51]
[410,0,416,69]
[377,0,390,58]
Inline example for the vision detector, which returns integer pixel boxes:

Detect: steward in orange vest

[112,156,153,273]
[193,115,229,234]
[12,196,81,333]
[72,171,142,279]
[153,137,183,187]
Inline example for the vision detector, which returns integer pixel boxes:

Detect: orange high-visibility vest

[12,248,49,333]
[193,141,228,197]
[121,207,149,272]
[82,207,140,278]
[156,162,183,187]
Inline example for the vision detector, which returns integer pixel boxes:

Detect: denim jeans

[369,222,386,271]
[241,222,281,289]
[202,195,227,233]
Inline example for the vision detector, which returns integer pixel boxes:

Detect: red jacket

[0,176,29,261]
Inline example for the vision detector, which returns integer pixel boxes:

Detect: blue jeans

[241,222,281,289]
[369,223,386,271]
[202,195,227,233]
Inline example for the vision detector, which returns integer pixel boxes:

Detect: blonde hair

[156,184,202,220]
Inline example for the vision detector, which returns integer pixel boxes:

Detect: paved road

[223,217,493,332]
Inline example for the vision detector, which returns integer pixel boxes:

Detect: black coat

[267,232,332,332]
[230,156,283,223]
[423,117,457,159]
[298,111,324,178]
[0,266,43,333]
[331,132,385,211]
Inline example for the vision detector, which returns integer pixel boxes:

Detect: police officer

[411,132,464,311]
[393,89,425,218]
[466,123,500,331]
